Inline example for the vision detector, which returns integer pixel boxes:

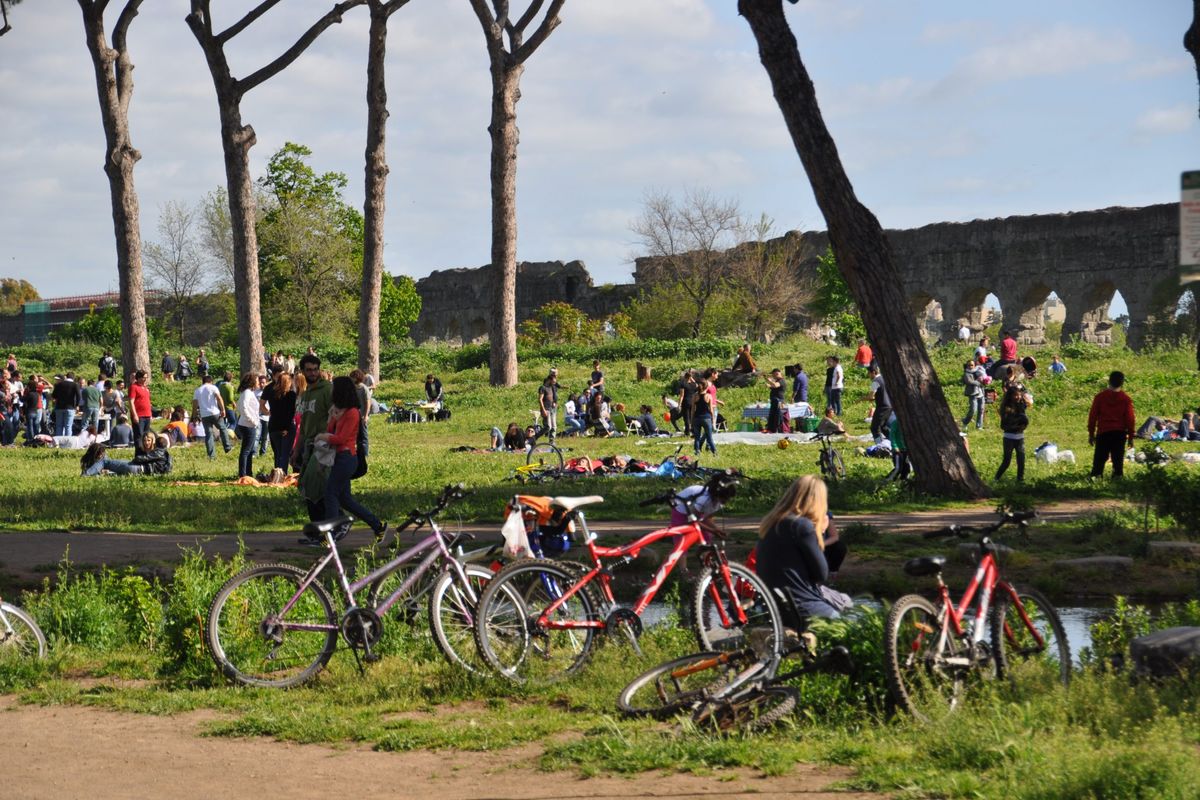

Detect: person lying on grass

[81,433,172,477]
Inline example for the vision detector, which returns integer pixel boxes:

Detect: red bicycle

[471,480,784,683]
[884,509,1070,720]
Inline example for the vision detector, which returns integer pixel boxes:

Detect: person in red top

[853,339,873,370]
[128,370,153,440]
[1087,370,1135,479]
[317,376,386,537]
[999,331,1018,363]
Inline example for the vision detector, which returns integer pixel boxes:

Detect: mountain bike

[206,485,495,688]
[815,433,845,482]
[617,588,853,733]
[0,597,47,660]
[883,509,1070,721]
[472,482,783,683]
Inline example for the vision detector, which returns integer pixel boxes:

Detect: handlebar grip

[922,525,959,539]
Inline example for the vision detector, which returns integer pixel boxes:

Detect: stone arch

[941,286,992,342]
[1119,278,1181,351]
[445,317,463,344]
[907,291,940,339]
[467,317,488,342]
[1059,280,1116,346]
[997,282,1052,346]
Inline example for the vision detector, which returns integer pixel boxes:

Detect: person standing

[234,374,261,478]
[678,371,698,437]
[261,371,298,472]
[961,359,986,430]
[291,354,334,521]
[765,368,786,433]
[424,373,443,421]
[161,351,176,383]
[975,336,991,368]
[692,376,717,456]
[791,363,808,404]
[867,365,892,444]
[80,378,103,435]
[853,339,872,371]
[196,349,210,379]
[588,359,605,398]
[1087,371,1135,479]
[217,371,238,430]
[128,370,153,439]
[318,377,387,538]
[51,372,80,437]
[995,378,1032,482]
[826,356,844,416]
[538,372,557,441]
[192,373,232,459]
[97,350,117,381]
[23,374,46,442]
[176,354,192,382]
[255,374,270,456]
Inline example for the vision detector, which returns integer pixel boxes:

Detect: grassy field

[2,333,1197,534]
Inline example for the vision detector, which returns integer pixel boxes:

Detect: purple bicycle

[205,484,493,687]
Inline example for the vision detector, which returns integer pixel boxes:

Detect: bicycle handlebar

[638,492,675,508]
[396,484,472,531]
[920,509,1038,540]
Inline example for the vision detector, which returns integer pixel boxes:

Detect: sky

[1,0,1196,313]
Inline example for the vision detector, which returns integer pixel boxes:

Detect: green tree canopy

[379,273,421,344]
[0,277,40,313]
[812,248,865,345]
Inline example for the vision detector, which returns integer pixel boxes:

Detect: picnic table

[741,402,812,420]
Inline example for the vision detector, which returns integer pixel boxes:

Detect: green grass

[2,335,1197,533]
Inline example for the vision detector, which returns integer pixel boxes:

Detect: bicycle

[617,589,854,733]
[0,596,47,660]
[205,484,495,688]
[471,480,784,683]
[883,509,1070,721]
[815,433,846,482]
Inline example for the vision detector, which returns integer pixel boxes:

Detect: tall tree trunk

[79,1,150,377]
[1186,1,1199,118]
[739,0,988,498]
[487,61,522,387]
[217,97,266,377]
[358,4,390,379]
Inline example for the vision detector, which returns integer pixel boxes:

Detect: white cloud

[950,24,1134,86]
[920,20,986,45]
[783,1,866,30]
[822,77,921,118]
[571,0,715,40]
[1127,56,1192,80]
[1134,104,1196,137]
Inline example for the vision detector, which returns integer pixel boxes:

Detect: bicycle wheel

[428,563,494,673]
[691,562,784,654]
[693,685,799,734]
[206,563,338,688]
[990,585,1070,688]
[617,650,756,720]
[527,442,564,469]
[473,558,599,683]
[884,594,970,721]
[829,448,846,481]
[0,603,47,660]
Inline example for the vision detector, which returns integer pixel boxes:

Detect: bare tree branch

[238,0,365,95]
[217,0,283,45]
[514,0,562,64]
[513,0,545,34]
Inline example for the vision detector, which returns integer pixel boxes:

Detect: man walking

[1087,371,1135,479]
[291,354,333,521]
[867,365,892,444]
[538,372,558,441]
[192,373,232,459]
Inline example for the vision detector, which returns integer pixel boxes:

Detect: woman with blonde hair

[755,475,844,620]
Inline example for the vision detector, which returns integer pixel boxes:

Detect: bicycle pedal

[362,652,381,663]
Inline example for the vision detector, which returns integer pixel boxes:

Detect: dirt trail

[0,499,1119,586]
[1,697,878,800]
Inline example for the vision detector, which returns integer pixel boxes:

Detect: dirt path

[1,696,879,800]
[0,499,1119,586]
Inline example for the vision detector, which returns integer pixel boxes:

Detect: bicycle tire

[693,685,799,734]
[617,650,754,720]
[473,558,600,683]
[830,448,846,481]
[884,594,968,721]
[691,562,784,654]
[527,442,564,469]
[206,563,338,689]
[0,602,47,660]
[428,563,494,673]
[990,585,1070,688]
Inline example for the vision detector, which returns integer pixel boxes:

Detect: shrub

[1082,596,1200,667]
[158,546,247,683]
[22,560,161,650]
[1135,464,1200,539]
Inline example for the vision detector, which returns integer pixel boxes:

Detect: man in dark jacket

[1087,371,1135,479]
[51,373,80,437]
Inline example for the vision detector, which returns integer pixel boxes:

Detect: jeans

[767,401,783,433]
[54,408,76,437]
[25,408,42,442]
[870,406,892,443]
[829,388,843,416]
[995,436,1025,481]
[135,417,152,439]
[82,407,101,434]
[0,411,16,445]
[564,415,585,436]
[693,414,716,455]
[962,396,985,429]
[83,458,141,477]
[258,419,269,455]
[237,424,257,477]
[269,426,295,472]
[1091,430,1127,478]
[325,450,383,534]
[202,414,232,458]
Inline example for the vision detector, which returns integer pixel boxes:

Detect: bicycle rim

[991,586,1070,688]
[691,562,783,654]
[694,686,798,734]
[617,650,752,720]
[884,594,968,721]
[0,603,47,660]
[831,449,846,481]
[206,564,338,688]
[429,563,493,673]
[527,442,564,469]
[474,559,597,683]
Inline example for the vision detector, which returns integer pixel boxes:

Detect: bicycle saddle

[550,495,604,512]
[903,556,946,577]
[302,515,354,541]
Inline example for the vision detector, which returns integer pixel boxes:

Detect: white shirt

[237,388,260,428]
[564,399,577,416]
[832,364,844,390]
[958,325,971,341]
[671,485,723,519]
[975,345,988,361]
[194,383,223,418]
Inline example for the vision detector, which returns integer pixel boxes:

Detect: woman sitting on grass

[81,432,172,477]
[488,422,525,451]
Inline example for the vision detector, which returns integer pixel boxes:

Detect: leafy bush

[1082,596,1200,667]
[23,561,162,650]
[158,546,247,683]
[1135,465,1200,539]
[795,604,889,720]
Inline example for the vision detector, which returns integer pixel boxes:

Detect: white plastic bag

[1055,449,1076,465]
[501,508,535,559]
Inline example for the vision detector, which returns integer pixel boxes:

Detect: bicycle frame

[932,547,1045,659]
[277,519,475,634]
[533,512,748,631]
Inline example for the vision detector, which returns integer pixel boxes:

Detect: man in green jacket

[292,353,333,521]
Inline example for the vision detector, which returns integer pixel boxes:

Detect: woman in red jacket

[317,376,387,537]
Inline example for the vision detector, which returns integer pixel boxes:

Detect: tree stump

[636,362,652,382]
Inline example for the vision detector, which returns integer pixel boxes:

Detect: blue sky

[1,0,1195,310]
